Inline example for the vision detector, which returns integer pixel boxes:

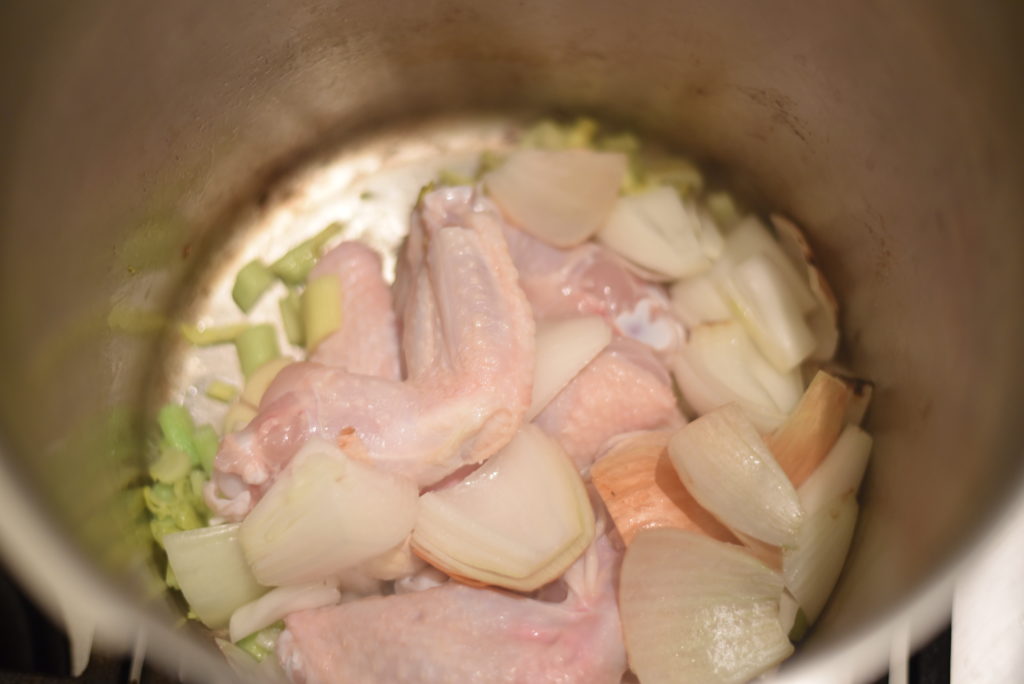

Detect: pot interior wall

[1,0,1022,678]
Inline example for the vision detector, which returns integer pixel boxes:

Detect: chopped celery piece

[270,222,344,286]
[438,168,473,186]
[597,132,641,155]
[144,483,177,515]
[643,158,704,198]
[235,622,284,662]
[235,324,281,378]
[158,404,197,462]
[180,322,249,346]
[303,275,343,351]
[563,117,599,148]
[150,517,180,545]
[193,424,220,475]
[476,149,506,177]
[232,260,276,313]
[706,190,742,228]
[150,445,192,484]
[278,291,305,346]
[521,119,566,149]
[205,380,239,403]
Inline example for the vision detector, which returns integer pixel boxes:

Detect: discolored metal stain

[735,85,811,144]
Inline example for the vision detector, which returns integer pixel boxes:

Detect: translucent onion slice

[527,316,613,420]
[620,528,794,684]
[229,581,341,643]
[668,404,804,547]
[721,216,817,313]
[669,275,732,329]
[782,494,859,624]
[596,186,712,279]
[797,425,873,515]
[771,214,840,361]
[484,148,627,247]
[240,439,419,586]
[163,523,267,629]
[411,425,595,592]
[719,253,817,372]
[765,370,858,487]
[671,320,803,431]
[590,431,735,545]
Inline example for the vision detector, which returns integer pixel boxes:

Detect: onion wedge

[484,148,627,247]
[620,528,793,684]
[240,439,419,586]
[591,431,735,545]
[797,425,873,516]
[771,214,840,362]
[671,320,803,431]
[717,253,817,372]
[782,494,859,624]
[668,404,804,548]
[412,425,595,592]
[596,186,712,279]
[229,581,341,644]
[669,275,732,329]
[765,370,860,487]
[527,316,613,420]
[163,523,267,629]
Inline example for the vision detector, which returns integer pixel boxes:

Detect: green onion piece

[235,622,285,662]
[232,260,276,313]
[521,119,567,149]
[563,116,599,148]
[476,149,506,178]
[158,403,197,462]
[180,322,249,346]
[234,324,281,378]
[193,424,220,475]
[149,445,193,484]
[303,275,343,351]
[270,222,344,286]
[144,483,177,517]
[150,517,180,545]
[596,132,641,155]
[205,380,239,403]
[278,290,305,346]
[438,168,473,186]
[706,190,742,229]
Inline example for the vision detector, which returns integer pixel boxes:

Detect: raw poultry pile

[145,120,873,684]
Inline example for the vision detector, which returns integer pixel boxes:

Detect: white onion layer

[527,316,612,420]
[240,439,419,586]
[229,581,341,643]
[620,528,793,684]
[668,404,804,547]
[484,148,627,247]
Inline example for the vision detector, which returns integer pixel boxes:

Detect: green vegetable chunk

[279,290,305,346]
[193,424,220,476]
[180,322,249,346]
[270,222,344,286]
[205,380,239,403]
[149,445,193,484]
[232,260,276,313]
[303,274,343,351]
[235,324,281,378]
[158,403,197,462]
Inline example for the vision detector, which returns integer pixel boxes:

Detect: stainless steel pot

[1,1,1022,681]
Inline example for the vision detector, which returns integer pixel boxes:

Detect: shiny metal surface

[1,1,1022,681]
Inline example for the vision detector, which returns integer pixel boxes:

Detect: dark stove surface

[0,564,949,684]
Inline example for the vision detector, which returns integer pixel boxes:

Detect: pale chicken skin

[307,241,401,380]
[207,188,535,519]
[278,524,627,684]
[534,337,685,471]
